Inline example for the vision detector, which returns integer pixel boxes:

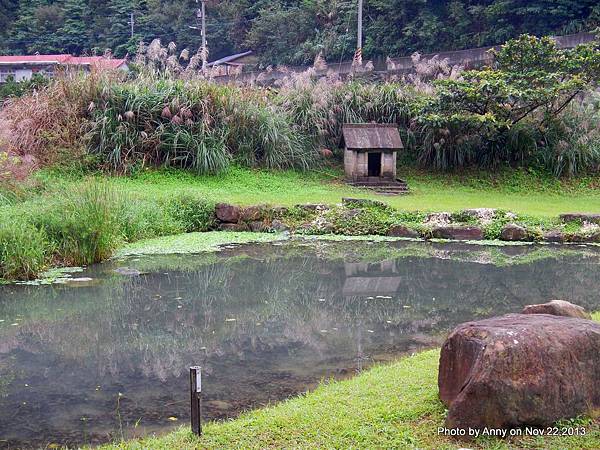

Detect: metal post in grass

[190,366,202,435]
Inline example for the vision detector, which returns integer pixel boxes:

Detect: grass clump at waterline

[0,181,217,280]
[99,349,600,450]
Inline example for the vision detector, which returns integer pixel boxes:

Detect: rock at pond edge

[543,230,564,243]
[432,226,483,241]
[438,313,600,430]
[387,225,419,238]
[218,223,250,232]
[560,213,600,225]
[215,203,241,223]
[240,205,267,222]
[500,223,530,241]
[522,300,592,320]
[270,219,289,232]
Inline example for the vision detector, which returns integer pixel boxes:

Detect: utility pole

[353,0,363,66]
[128,12,135,39]
[201,0,207,72]
[189,0,208,73]
[357,0,363,52]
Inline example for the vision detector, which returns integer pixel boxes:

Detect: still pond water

[1,239,600,448]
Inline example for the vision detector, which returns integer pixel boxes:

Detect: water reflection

[0,240,599,448]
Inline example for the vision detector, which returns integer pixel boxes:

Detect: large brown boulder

[439,314,600,430]
[432,226,483,241]
[560,213,600,225]
[218,223,249,232]
[240,205,267,222]
[387,225,419,238]
[522,300,592,320]
[543,230,564,243]
[215,203,241,223]
[500,223,530,241]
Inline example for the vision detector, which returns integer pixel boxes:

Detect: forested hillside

[1,1,599,65]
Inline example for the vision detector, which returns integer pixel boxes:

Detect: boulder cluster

[213,201,600,243]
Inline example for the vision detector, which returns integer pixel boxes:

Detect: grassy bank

[29,166,600,215]
[101,348,600,450]
[1,166,600,281]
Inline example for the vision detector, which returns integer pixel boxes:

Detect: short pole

[190,366,202,435]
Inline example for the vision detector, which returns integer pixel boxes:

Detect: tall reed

[0,215,48,280]
[29,182,123,266]
[87,78,318,174]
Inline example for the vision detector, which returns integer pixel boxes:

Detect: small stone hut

[341,123,403,182]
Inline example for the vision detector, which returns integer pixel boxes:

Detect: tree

[417,35,600,170]
[7,0,65,54]
[58,0,92,54]
[244,2,316,65]
[1,0,599,62]
[0,0,20,52]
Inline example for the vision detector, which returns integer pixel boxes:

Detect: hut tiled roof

[207,51,253,67]
[341,123,403,150]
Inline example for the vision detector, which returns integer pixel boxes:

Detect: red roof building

[0,54,128,82]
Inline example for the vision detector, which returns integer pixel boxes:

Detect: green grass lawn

[100,347,600,450]
[35,166,600,217]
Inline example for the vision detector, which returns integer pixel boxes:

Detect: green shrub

[483,217,511,240]
[164,193,216,232]
[392,210,427,224]
[0,216,48,280]
[0,74,48,101]
[118,198,183,242]
[539,107,600,177]
[449,211,478,224]
[327,206,395,235]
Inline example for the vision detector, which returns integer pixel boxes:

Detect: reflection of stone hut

[342,260,401,296]
[341,124,408,194]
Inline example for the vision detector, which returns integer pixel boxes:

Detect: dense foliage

[418,35,600,174]
[0,74,48,102]
[2,35,599,178]
[87,78,315,173]
[1,1,599,65]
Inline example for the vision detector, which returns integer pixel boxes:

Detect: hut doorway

[368,152,382,177]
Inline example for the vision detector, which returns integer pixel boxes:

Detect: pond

[1,239,600,448]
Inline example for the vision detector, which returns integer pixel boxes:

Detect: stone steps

[348,179,410,196]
